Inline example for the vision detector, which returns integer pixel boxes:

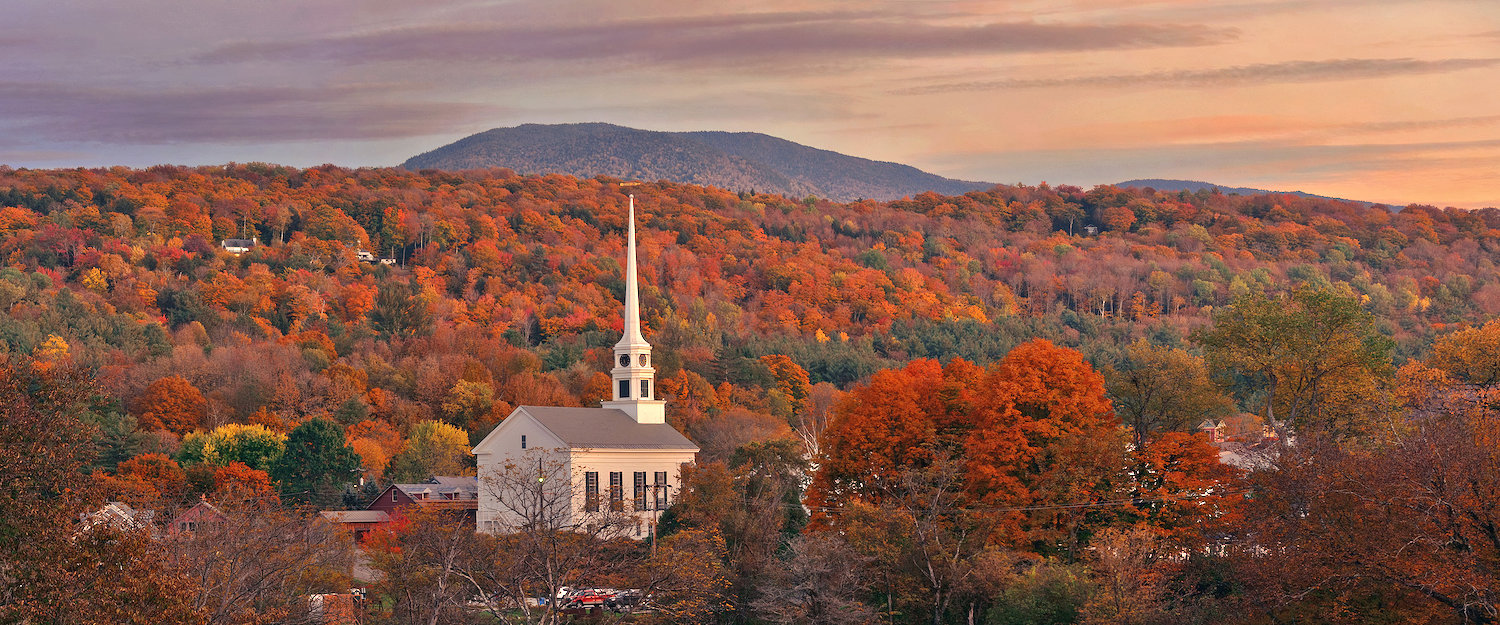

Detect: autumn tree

[662,439,808,616]
[1123,432,1241,544]
[97,452,189,507]
[164,497,354,624]
[761,354,811,422]
[1195,289,1393,435]
[370,280,433,339]
[137,375,209,434]
[0,363,202,623]
[811,342,1124,555]
[1238,324,1500,623]
[1079,527,1166,625]
[837,452,1002,625]
[751,532,876,625]
[1427,318,1500,387]
[364,506,478,625]
[638,527,733,622]
[809,341,1125,625]
[1105,340,1233,451]
[212,462,275,498]
[386,420,471,483]
[348,419,403,481]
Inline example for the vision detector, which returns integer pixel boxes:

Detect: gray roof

[321,510,391,523]
[395,476,478,498]
[520,406,699,450]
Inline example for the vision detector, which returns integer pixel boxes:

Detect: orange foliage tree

[760,354,811,418]
[97,453,188,506]
[213,461,274,498]
[135,376,207,434]
[809,339,1124,552]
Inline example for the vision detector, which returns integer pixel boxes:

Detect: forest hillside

[8,163,1500,623]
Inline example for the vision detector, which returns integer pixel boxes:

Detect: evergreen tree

[272,418,362,508]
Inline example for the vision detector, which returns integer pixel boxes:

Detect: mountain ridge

[1116,178,1384,208]
[402,123,992,202]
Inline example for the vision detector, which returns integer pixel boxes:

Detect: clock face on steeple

[619,354,631,367]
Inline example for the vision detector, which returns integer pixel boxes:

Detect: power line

[795,489,1251,515]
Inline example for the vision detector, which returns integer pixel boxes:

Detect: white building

[472,195,698,537]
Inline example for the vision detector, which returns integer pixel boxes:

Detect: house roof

[394,476,478,498]
[170,500,225,524]
[81,501,155,531]
[321,510,391,524]
[518,406,699,450]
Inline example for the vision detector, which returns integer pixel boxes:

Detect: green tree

[1194,289,1393,435]
[177,423,287,471]
[1105,340,1233,451]
[271,418,362,507]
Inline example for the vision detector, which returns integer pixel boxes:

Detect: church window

[585,472,599,512]
[640,380,650,399]
[619,379,630,399]
[521,435,526,449]
[654,472,668,509]
[609,472,624,511]
[633,472,647,511]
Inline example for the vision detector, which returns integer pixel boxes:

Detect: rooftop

[395,476,479,498]
[519,406,698,450]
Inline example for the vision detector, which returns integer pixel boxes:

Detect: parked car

[605,590,647,613]
[559,588,618,609]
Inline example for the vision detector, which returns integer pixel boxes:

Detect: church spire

[603,192,664,424]
[617,194,648,350]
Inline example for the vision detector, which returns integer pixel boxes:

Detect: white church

[472,196,699,536]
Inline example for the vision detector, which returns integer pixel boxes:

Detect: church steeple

[602,193,665,424]
[617,195,649,351]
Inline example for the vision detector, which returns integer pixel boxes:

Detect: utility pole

[649,484,671,556]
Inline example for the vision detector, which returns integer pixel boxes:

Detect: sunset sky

[3,0,1497,207]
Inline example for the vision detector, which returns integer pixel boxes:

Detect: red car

[559,588,618,609]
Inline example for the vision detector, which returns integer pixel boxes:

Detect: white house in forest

[472,195,698,537]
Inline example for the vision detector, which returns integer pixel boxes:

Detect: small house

[169,499,227,536]
[221,238,258,254]
[366,476,480,520]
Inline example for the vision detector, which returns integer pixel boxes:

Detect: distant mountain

[402,123,992,202]
[1117,179,1383,208]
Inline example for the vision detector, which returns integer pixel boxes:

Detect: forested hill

[3,163,1500,454]
[1117,178,1380,208]
[401,123,991,201]
[11,165,1500,623]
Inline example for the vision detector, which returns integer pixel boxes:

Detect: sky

[2,0,1497,208]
